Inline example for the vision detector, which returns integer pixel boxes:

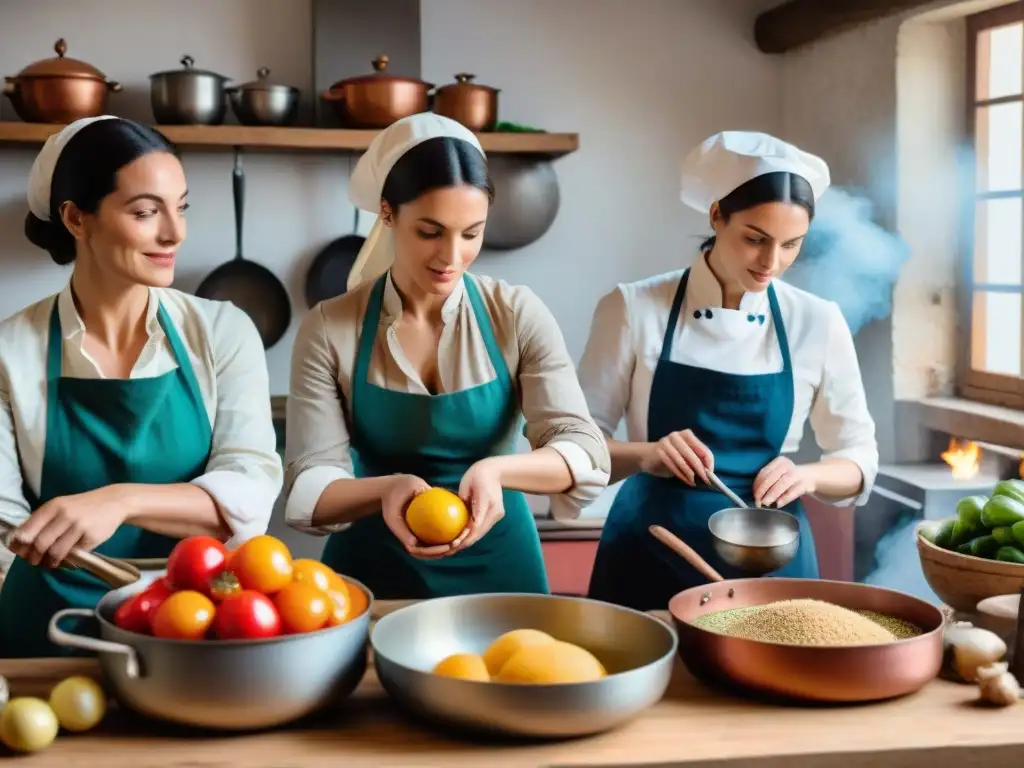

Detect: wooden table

[1,601,1022,767]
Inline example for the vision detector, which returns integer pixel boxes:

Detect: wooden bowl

[916,519,1024,612]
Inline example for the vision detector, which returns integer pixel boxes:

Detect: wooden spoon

[649,524,724,582]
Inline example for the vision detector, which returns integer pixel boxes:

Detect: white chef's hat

[346,113,485,291]
[27,115,119,222]
[680,131,830,213]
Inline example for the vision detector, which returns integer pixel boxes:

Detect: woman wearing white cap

[285,113,610,599]
[580,131,878,610]
[0,117,281,655]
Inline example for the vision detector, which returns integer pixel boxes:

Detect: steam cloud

[784,187,911,334]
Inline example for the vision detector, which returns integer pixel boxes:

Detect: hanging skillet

[304,155,366,308]
[195,149,291,348]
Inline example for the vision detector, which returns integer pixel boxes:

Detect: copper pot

[3,39,121,123]
[433,73,499,132]
[321,55,432,129]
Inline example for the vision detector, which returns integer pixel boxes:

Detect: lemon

[433,653,490,681]
[0,697,59,753]
[482,629,555,676]
[496,641,607,684]
[405,488,469,545]
[49,676,107,732]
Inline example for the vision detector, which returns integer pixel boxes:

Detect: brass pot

[433,73,499,132]
[321,55,432,129]
[3,38,121,123]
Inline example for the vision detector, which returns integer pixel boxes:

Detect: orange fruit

[150,591,215,640]
[230,535,293,595]
[433,653,490,681]
[273,582,330,634]
[495,641,606,684]
[405,488,468,545]
[339,576,369,620]
[292,559,335,592]
[482,629,555,676]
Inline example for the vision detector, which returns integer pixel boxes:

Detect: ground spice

[690,599,922,646]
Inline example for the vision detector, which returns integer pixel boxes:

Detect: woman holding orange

[284,114,610,600]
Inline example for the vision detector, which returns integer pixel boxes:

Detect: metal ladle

[703,469,800,576]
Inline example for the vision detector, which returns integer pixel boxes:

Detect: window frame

[962,1,1024,410]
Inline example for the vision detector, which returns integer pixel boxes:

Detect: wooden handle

[64,549,140,590]
[649,525,724,583]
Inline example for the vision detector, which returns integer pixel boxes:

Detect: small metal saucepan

[149,55,230,125]
[651,525,945,703]
[228,67,300,127]
[432,73,499,132]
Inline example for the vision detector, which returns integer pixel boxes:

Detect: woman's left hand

[753,457,817,509]
[8,487,127,568]
[450,459,506,555]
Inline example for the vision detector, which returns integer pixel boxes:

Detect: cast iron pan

[195,149,292,348]
[304,206,365,308]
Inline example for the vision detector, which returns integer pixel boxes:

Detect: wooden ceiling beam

[754,0,941,54]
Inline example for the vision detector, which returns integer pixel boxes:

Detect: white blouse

[0,284,284,571]
[284,271,612,534]
[574,253,879,508]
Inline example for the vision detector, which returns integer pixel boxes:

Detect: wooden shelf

[0,121,579,156]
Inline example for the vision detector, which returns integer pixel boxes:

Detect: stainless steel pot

[371,593,677,738]
[48,570,373,731]
[228,67,299,127]
[149,55,230,125]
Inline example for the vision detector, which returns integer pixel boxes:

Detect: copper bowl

[917,518,1024,613]
[433,73,499,132]
[321,55,432,129]
[668,578,945,703]
[3,38,121,123]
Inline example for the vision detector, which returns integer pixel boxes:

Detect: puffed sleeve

[512,287,611,518]
[575,286,636,437]
[808,302,879,507]
[0,362,30,576]
[283,305,355,535]
[188,304,283,547]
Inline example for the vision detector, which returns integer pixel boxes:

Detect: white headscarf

[27,115,120,222]
[346,113,485,291]
[680,131,831,213]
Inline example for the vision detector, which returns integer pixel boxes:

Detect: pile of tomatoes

[113,534,367,641]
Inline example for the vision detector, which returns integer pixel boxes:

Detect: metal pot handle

[48,608,141,679]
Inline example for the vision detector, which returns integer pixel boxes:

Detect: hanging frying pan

[195,148,292,348]
[304,205,365,308]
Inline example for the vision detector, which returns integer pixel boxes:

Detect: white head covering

[680,131,830,213]
[346,113,485,291]
[27,115,120,222]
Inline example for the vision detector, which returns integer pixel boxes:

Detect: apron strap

[45,299,62,384]
[766,283,792,374]
[156,302,207,413]
[352,275,387,416]
[462,275,511,385]
[660,269,690,362]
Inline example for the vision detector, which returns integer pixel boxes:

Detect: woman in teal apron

[0,117,281,656]
[284,114,610,599]
[580,132,879,611]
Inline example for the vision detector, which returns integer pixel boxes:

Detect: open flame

[941,439,982,481]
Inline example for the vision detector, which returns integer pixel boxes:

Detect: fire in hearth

[941,439,981,481]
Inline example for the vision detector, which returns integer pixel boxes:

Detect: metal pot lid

[235,66,298,93]
[16,39,109,81]
[330,55,432,89]
[439,72,500,94]
[149,54,228,80]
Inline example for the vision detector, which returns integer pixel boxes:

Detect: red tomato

[213,591,282,640]
[150,590,216,640]
[166,536,229,595]
[113,578,174,635]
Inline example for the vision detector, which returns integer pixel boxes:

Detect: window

[965,3,1024,409]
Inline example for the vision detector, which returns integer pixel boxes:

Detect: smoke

[863,513,941,605]
[784,187,911,335]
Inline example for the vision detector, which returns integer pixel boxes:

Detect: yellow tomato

[292,559,335,593]
[231,535,294,595]
[405,488,468,545]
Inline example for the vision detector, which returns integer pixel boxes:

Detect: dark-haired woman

[284,113,610,599]
[0,116,281,655]
[578,131,879,610]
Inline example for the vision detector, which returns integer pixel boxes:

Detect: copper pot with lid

[321,55,432,129]
[3,38,122,124]
[433,73,499,132]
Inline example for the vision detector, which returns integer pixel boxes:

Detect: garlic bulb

[944,625,1007,682]
[977,662,1021,706]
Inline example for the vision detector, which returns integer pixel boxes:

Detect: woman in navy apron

[578,131,879,611]
[0,117,281,655]
[283,114,610,599]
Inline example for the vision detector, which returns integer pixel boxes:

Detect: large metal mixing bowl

[371,593,677,739]
[48,570,372,731]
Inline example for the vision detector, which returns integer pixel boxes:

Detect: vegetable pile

[0,675,107,754]
[926,479,1024,563]
[113,534,368,640]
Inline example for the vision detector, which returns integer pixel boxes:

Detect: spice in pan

[690,599,923,646]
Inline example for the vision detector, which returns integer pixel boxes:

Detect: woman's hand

[449,459,506,555]
[380,474,451,559]
[639,429,714,486]
[753,457,817,508]
[8,487,128,568]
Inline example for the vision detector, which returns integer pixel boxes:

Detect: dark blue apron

[587,269,819,611]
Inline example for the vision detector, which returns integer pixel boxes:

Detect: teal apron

[0,299,212,657]
[320,274,550,599]
[587,269,819,611]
